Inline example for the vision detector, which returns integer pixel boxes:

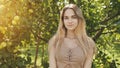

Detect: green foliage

[0,0,120,68]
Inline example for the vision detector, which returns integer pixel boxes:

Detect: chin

[66,26,76,30]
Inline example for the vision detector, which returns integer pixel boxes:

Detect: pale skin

[63,9,78,39]
[64,9,94,68]
[49,8,94,68]
[63,9,78,48]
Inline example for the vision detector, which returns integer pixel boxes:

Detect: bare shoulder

[87,37,95,47]
[49,35,56,45]
[87,37,97,53]
[48,35,57,51]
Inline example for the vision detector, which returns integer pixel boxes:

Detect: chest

[56,38,86,62]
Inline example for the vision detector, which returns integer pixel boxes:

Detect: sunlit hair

[49,4,96,57]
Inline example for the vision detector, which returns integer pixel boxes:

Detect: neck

[66,30,75,39]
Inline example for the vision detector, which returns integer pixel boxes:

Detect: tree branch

[93,10,120,41]
[31,29,48,43]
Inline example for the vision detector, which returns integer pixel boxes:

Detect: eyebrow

[72,15,77,16]
[64,14,76,17]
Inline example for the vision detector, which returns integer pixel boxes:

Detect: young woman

[48,4,96,68]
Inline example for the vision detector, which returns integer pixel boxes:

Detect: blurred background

[0,0,120,68]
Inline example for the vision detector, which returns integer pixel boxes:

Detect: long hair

[49,4,96,58]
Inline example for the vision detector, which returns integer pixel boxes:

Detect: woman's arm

[49,45,57,68]
[84,37,96,68]
[84,48,94,68]
[48,36,57,68]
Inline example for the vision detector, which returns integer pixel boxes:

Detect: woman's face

[63,9,78,31]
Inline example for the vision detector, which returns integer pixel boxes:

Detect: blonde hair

[49,4,96,58]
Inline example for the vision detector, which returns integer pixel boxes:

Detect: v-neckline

[63,38,78,49]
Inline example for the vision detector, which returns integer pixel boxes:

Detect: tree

[0,0,120,68]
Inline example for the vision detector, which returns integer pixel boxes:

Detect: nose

[68,18,72,23]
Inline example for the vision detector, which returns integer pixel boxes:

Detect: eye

[63,16,68,19]
[72,15,77,19]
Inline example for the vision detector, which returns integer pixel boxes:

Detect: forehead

[64,9,75,16]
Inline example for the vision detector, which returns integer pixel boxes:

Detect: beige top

[55,38,86,68]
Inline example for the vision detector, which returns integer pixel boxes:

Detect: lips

[67,25,73,26]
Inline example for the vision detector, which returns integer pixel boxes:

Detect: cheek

[63,20,68,26]
[63,19,68,23]
[74,22,78,28]
[74,20,78,26]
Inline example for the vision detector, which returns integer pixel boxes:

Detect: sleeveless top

[55,38,86,68]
